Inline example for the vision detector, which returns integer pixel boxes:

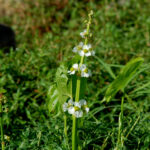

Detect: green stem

[72,115,77,150]
[75,79,81,102]
[72,77,81,150]
[64,115,70,149]
[0,94,4,150]
[80,56,84,66]
[116,96,124,150]
[72,11,93,150]
[120,95,124,148]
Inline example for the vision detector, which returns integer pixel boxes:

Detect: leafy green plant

[104,57,144,103]
[103,57,144,149]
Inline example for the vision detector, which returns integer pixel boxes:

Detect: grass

[0,0,150,149]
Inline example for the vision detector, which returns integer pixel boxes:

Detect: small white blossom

[62,99,89,117]
[79,44,95,57]
[74,102,81,108]
[68,106,75,114]
[63,102,68,112]
[80,64,92,78]
[85,107,89,113]
[79,99,87,106]
[80,29,88,38]
[63,99,74,112]
[68,64,79,75]
[68,99,74,106]
[73,102,83,118]
[74,110,83,118]
[79,99,89,113]
[73,42,84,53]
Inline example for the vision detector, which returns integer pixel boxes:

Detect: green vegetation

[0,0,150,149]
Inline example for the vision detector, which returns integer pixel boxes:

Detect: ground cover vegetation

[0,0,150,149]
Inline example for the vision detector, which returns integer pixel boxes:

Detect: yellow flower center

[70,67,75,72]
[84,68,88,73]
[74,106,80,111]
[83,49,88,53]
[67,103,73,108]
[83,105,88,108]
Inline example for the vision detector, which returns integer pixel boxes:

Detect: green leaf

[56,65,71,97]
[104,57,144,102]
[47,65,71,116]
[47,84,59,113]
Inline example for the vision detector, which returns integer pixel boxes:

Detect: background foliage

[0,0,150,149]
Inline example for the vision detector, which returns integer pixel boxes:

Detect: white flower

[73,102,83,118]
[63,102,68,112]
[85,107,89,113]
[74,102,81,108]
[80,29,88,38]
[63,99,74,112]
[68,106,75,114]
[79,99,89,113]
[67,99,75,114]
[80,64,92,78]
[74,110,83,118]
[68,64,79,75]
[73,42,84,53]
[79,99,87,106]
[68,102,83,118]
[79,44,95,57]
[68,99,74,106]
[63,99,88,118]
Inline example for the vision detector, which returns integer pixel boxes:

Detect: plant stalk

[72,11,93,150]
[72,115,77,150]
[116,95,124,150]
[64,115,70,149]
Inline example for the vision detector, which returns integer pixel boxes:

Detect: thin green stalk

[80,56,84,66]
[120,96,124,147]
[75,79,81,102]
[72,11,93,150]
[72,115,77,150]
[125,115,140,138]
[116,95,124,150]
[72,77,81,150]
[64,115,70,149]
[0,94,4,150]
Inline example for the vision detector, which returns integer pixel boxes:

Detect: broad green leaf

[47,84,60,113]
[56,65,71,97]
[47,65,71,116]
[104,57,144,102]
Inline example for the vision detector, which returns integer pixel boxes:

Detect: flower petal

[79,99,87,106]
[68,99,74,105]
[74,102,81,108]
[68,106,75,114]
[74,110,83,118]
[85,107,89,113]
[63,103,68,112]
[73,64,79,70]
[85,51,91,57]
